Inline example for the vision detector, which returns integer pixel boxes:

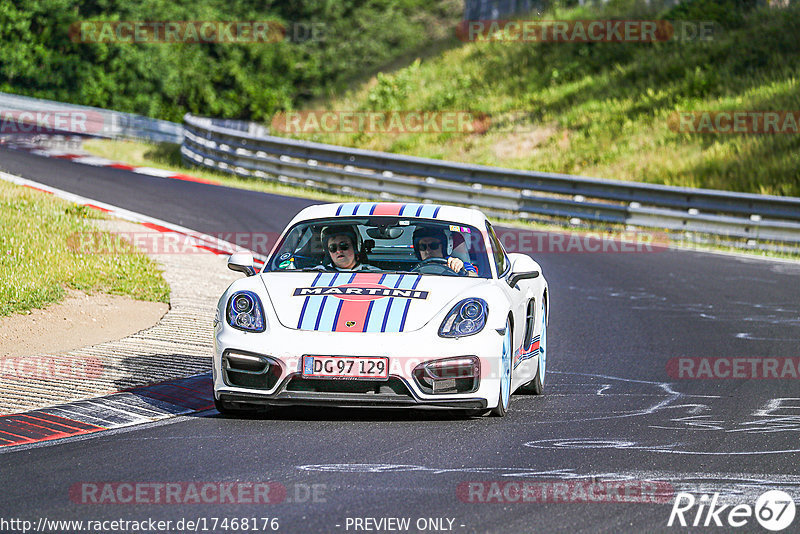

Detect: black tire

[520,367,544,395]
[490,319,513,417]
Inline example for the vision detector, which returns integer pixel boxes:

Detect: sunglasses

[418,241,441,251]
[328,241,351,253]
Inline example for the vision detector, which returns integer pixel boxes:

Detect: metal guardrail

[181,113,800,244]
[464,0,542,20]
[0,92,183,144]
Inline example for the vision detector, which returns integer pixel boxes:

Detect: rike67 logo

[668,491,796,531]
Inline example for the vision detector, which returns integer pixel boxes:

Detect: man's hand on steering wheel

[446,256,465,273]
[413,257,466,275]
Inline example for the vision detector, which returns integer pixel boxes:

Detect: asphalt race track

[2,146,800,533]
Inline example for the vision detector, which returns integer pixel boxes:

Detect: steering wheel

[411,257,459,275]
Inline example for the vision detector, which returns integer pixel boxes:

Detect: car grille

[285,376,413,397]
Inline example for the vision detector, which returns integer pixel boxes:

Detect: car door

[485,221,528,349]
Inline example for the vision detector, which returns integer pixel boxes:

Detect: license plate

[302,356,389,380]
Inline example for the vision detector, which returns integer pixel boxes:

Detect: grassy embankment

[0,180,169,317]
[279,0,800,197]
[8,1,796,196]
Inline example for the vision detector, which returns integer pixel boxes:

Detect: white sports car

[213,202,548,417]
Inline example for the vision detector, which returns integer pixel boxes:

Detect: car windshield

[264,217,491,278]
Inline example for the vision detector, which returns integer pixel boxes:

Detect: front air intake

[413,356,480,395]
[222,351,281,390]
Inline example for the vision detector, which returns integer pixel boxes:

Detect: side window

[485,222,509,276]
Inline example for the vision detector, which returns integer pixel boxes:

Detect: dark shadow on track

[205,405,494,422]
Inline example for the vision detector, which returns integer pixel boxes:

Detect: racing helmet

[412,226,453,259]
[320,225,362,256]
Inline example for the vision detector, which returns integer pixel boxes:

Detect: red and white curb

[0,374,213,450]
[0,170,269,447]
[0,170,265,265]
[3,141,220,185]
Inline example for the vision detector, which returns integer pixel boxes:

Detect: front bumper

[217,374,488,410]
[213,324,504,410]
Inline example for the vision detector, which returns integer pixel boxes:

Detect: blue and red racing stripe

[335,203,441,218]
[514,335,541,368]
[296,273,423,333]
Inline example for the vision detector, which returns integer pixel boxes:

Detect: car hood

[260,271,489,333]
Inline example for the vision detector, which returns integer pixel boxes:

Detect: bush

[0,0,461,121]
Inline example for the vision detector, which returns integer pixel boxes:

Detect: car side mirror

[228,252,256,276]
[507,270,539,288]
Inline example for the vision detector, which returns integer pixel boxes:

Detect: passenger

[412,227,477,276]
[320,225,378,271]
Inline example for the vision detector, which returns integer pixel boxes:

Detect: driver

[412,227,477,276]
[320,225,378,271]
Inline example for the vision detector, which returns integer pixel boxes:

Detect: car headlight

[226,291,266,332]
[438,298,488,338]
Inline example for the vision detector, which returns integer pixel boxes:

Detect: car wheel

[521,301,546,395]
[490,319,513,417]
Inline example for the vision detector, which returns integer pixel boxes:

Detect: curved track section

[2,147,800,533]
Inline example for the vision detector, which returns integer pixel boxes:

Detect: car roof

[287,202,488,228]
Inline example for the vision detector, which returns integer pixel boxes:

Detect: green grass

[0,179,170,317]
[274,0,800,197]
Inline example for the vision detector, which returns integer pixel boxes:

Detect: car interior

[268,218,489,276]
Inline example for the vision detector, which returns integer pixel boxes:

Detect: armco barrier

[464,0,544,21]
[0,92,183,143]
[181,113,800,244]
